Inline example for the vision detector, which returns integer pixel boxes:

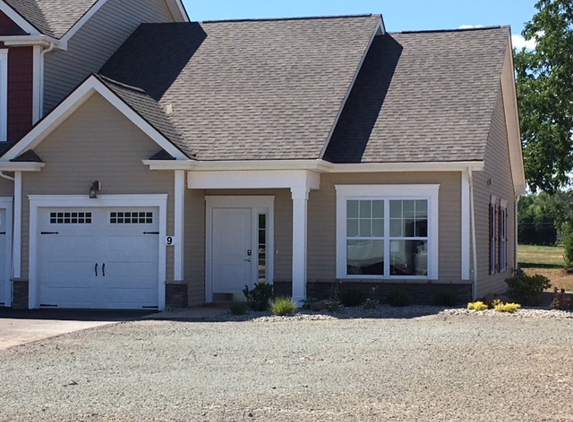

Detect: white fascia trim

[1,35,60,48]
[0,49,6,142]
[0,162,45,171]
[335,184,440,281]
[0,3,40,35]
[323,161,485,173]
[502,36,527,195]
[165,0,190,22]
[318,19,384,159]
[3,76,187,161]
[27,194,168,309]
[58,0,110,49]
[0,197,13,306]
[188,170,321,191]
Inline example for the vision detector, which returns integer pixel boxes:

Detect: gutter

[0,35,61,48]
[468,167,478,300]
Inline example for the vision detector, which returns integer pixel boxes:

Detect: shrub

[494,302,521,313]
[301,297,317,310]
[564,234,573,268]
[340,288,364,307]
[505,273,551,306]
[551,287,573,311]
[386,289,411,307]
[432,289,460,307]
[270,297,297,316]
[229,301,248,315]
[468,301,489,311]
[362,298,379,309]
[243,282,274,311]
[326,299,341,312]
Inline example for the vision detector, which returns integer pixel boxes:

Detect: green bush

[326,299,341,312]
[229,301,248,315]
[340,288,364,307]
[386,289,411,307]
[270,297,297,316]
[242,282,274,311]
[432,289,459,307]
[564,235,573,268]
[504,273,551,306]
[362,298,379,309]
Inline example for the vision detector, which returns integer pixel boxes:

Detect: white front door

[0,208,7,306]
[206,196,274,302]
[38,208,159,309]
[212,208,253,296]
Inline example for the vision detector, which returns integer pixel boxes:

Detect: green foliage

[340,288,364,307]
[386,289,411,307]
[242,282,274,311]
[300,297,317,310]
[563,234,573,267]
[505,273,552,305]
[270,297,297,316]
[518,193,558,245]
[515,0,573,192]
[229,301,248,315]
[326,299,341,312]
[362,298,379,309]
[494,302,521,313]
[432,289,460,307]
[468,301,489,311]
[551,287,573,310]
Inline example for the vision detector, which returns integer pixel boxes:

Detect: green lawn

[518,244,564,268]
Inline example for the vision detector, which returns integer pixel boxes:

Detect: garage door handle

[95,263,98,277]
[102,263,105,277]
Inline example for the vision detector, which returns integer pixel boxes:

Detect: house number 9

[165,236,175,245]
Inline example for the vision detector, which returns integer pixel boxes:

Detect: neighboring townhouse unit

[0,1,526,310]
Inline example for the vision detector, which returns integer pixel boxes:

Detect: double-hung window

[0,49,7,142]
[336,185,439,280]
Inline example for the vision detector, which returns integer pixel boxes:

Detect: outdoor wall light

[89,181,101,199]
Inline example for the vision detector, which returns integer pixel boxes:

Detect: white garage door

[38,207,159,309]
[0,209,6,306]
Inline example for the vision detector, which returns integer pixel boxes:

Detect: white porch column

[291,187,309,303]
[13,171,22,279]
[174,170,185,281]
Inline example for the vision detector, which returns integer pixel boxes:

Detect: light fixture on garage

[89,181,101,199]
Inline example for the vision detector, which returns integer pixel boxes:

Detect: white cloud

[459,24,484,29]
[512,34,537,50]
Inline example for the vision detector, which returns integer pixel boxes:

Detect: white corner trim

[12,173,21,280]
[27,194,168,309]
[0,3,41,35]
[461,170,470,280]
[335,184,440,280]
[59,0,110,46]
[0,49,7,142]
[174,170,185,281]
[165,0,190,22]
[0,197,13,307]
[188,170,321,191]
[2,76,187,161]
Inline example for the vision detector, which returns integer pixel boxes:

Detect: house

[0,0,525,310]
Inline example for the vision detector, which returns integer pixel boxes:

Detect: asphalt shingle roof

[99,16,382,161]
[323,27,509,163]
[4,0,98,38]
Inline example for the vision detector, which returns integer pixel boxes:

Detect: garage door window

[110,212,153,224]
[50,212,92,224]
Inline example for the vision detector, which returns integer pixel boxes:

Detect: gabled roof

[323,27,510,163]
[99,15,383,161]
[3,0,98,38]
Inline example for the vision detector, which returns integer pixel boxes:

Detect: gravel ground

[1,307,573,422]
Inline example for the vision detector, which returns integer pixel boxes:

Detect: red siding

[7,47,34,141]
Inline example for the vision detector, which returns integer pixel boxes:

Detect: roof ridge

[201,14,378,24]
[392,26,507,35]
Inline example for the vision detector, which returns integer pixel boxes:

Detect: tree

[515,0,573,193]
[518,193,558,245]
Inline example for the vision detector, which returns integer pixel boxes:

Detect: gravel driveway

[1,311,572,421]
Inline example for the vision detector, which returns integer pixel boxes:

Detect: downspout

[0,171,14,181]
[468,167,478,301]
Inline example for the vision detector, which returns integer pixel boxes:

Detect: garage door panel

[40,287,95,307]
[103,236,157,262]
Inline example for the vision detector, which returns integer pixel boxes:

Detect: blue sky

[183,0,538,48]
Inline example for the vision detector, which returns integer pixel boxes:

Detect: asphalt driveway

[0,309,152,350]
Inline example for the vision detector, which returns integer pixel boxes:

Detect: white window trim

[336,184,440,280]
[0,49,8,142]
[500,199,508,273]
[28,194,168,310]
[0,197,13,307]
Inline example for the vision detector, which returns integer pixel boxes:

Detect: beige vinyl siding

[0,178,14,196]
[309,172,463,282]
[473,84,517,297]
[20,93,175,281]
[43,0,175,114]
[184,188,205,306]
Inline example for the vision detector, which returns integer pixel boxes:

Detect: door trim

[28,194,168,309]
[0,197,12,307]
[205,196,274,303]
